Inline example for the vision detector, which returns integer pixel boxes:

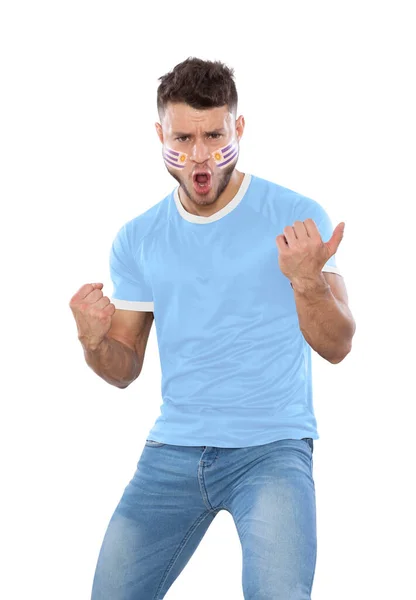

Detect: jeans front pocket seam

[301,437,314,455]
[145,439,166,447]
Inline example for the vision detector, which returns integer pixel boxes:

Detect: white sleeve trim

[322,265,342,276]
[111,298,154,312]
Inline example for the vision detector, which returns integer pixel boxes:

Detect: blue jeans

[91,437,316,599]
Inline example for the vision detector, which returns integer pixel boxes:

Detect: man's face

[155,102,245,206]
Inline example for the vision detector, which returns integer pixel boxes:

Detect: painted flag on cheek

[163,147,188,169]
[212,142,238,168]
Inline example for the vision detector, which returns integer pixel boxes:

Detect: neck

[179,170,245,218]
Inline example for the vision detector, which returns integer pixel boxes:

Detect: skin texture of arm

[83,336,141,388]
[83,310,154,388]
[291,271,356,363]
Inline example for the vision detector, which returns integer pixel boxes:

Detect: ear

[235,115,245,141]
[155,122,163,144]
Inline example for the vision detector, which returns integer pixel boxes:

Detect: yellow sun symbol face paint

[212,141,238,168]
[163,147,188,169]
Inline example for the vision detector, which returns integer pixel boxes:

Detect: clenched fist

[275,219,345,283]
[69,283,115,351]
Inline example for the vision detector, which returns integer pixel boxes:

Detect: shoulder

[115,192,172,248]
[249,174,329,220]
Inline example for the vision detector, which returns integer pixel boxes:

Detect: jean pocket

[145,439,166,447]
[301,437,314,454]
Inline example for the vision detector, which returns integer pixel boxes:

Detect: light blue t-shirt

[109,173,341,447]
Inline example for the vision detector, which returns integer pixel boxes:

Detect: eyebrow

[172,129,226,137]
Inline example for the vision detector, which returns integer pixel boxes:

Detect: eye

[175,136,189,142]
[208,133,221,139]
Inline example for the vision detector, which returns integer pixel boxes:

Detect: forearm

[291,273,355,363]
[81,336,141,388]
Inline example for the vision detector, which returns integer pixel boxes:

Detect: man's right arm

[82,336,141,389]
[81,307,154,389]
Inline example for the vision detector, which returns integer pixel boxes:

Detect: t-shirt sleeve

[306,200,341,276]
[109,223,154,311]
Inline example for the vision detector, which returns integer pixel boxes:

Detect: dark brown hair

[157,57,238,118]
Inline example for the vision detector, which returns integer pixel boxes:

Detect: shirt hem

[145,429,319,448]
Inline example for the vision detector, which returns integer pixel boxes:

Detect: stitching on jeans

[198,449,221,510]
[307,544,317,597]
[301,438,313,459]
[153,510,214,599]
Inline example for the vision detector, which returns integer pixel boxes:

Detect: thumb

[325,222,345,257]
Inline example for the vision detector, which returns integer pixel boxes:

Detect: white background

[1,1,415,598]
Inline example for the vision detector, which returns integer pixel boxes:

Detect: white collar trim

[173,173,252,224]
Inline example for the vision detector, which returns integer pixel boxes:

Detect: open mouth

[193,172,212,194]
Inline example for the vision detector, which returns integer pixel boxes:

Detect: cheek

[163,146,188,170]
[212,140,239,169]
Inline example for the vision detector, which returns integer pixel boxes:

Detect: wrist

[290,273,330,295]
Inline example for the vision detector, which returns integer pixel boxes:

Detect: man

[70,57,356,599]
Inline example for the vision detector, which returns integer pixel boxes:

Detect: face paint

[212,141,238,168]
[163,147,188,169]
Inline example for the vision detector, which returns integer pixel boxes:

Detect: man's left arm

[291,271,356,364]
[276,218,356,364]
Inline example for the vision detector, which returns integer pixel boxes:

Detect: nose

[190,139,211,164]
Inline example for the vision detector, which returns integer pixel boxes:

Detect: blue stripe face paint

[163,147,188,169]
[212,141,238,168]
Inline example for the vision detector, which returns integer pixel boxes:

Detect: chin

[191,193,215,206]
